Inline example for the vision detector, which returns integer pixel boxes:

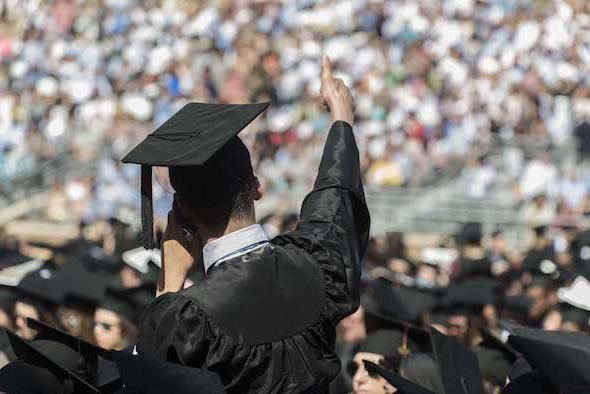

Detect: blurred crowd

[3,0,590,225]
[0,212,589,392]
[2,0,590,391]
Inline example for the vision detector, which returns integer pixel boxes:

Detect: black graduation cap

[559,304,590,330]
[429,327,485,394]
[0,287,16,310]
[100,285,155,324]
[502,370,558,394]
[0,249,38,269]
[16,268,65,306]
[358,329,417,359]
[363,360,436,394]
[55,263,109,307]
[0,360,69,394]
[477,325,518,364]
[364,278,437,324]
[500,295,534,319]
[473,327,517,387]
[113,350,225,393]
[508,328,590,391]
[361,286,433,353]
[6,331,99,393]
[27,318,120,390]
[443,278,500,311]
[121,102,270,249]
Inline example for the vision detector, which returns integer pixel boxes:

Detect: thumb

[321,55,332,81]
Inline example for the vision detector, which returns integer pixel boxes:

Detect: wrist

[330,106,354,125]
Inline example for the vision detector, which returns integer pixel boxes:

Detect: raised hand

[320,56,355,125]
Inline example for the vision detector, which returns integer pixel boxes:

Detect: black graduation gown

[136,121,370,393]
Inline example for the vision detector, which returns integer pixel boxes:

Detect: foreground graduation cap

[6,331,99,393]
[363,360,435,394]
[508,328,590,392]
[28,318,120,391]
[429,327,485,394]
[473,326,518,387]
[113,351,225,393]
[122,102,270,249]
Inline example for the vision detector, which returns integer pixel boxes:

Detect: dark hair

[118,315,138,349]
[183,176,257,234]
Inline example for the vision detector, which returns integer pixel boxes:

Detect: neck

[203,218,257,245]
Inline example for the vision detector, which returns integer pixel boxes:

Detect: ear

[253,176,262,201]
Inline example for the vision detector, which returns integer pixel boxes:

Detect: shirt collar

[202,224,269,274]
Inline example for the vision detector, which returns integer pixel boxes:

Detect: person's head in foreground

[168,134,263,244]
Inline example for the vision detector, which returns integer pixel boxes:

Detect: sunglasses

[346,361,381,379]
[94,321,116,331]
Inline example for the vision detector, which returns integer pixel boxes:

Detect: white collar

[202,224,269,274]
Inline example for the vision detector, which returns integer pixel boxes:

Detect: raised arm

[299,56,369,251]
[287,57,370,321]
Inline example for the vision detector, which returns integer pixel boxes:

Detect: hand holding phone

[158,195,201,295]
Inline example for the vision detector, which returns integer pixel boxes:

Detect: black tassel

[141,165,155,249]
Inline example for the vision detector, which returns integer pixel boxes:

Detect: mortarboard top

[474,326,518,387]
[358,329,417,358]
[500,295,534,318]
[502,370,558,394]
[121,102,270,249]
[443,278,500,311]
[6,331,99,393]
[55,263,109,307]
[16,268,65,306]
[365,278,437,324]
[363,360,436,394]
[0,287,16,310]
[0,360,69,394]
[507,328,590,391]
[361,290,432,353]
[100,284,155,324]
[429,327,485,394]
[28,318,119,390]
[477,325,518,364]
[559,304,590,329]
[0,249,41,269]
[113,350,225,394]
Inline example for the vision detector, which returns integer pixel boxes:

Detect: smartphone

[172,194,196,240]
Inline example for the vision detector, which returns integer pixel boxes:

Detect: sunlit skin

[94,308,125,350]
[561,321,582,332]
[0,308,13,330]
[352,352,397,394]
[14,301,39,340]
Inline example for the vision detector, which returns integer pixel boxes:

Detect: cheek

[111,326,123,340]
[364,377,386,392]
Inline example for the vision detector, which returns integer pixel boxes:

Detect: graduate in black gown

[121,56,370,393]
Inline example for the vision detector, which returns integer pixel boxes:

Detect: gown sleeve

[286,121,370,323]
[136,292,211,367]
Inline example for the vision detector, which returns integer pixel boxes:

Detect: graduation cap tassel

[141,165,155,250]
